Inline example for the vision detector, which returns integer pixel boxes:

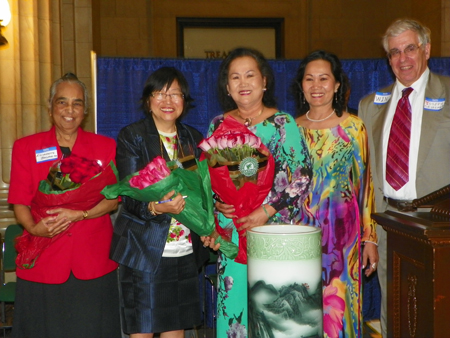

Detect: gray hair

[382,18,431,53]
[48,73,89,114]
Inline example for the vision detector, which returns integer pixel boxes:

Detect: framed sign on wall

[176,17,284,59]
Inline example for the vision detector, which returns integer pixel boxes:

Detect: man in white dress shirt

[359,18,450,337]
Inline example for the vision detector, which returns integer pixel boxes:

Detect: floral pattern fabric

[166,218,191,243]
[299,114,377,338]
[160,132,192,254]
[210,112,312,338]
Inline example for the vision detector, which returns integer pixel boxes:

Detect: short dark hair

[48,73,89,114]
[291,50,349,117]
[217,47,277,112]
[140,67,194,118]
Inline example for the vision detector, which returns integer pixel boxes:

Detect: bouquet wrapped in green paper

[101,156,238,259]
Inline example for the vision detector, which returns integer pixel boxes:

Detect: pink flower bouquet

[101,156,239,259]
[199,116,275,264]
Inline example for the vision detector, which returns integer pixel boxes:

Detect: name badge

[35,147,58,163]
[374,92,391,105]
[424,97,445,111]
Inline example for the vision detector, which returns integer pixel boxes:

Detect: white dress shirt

[382,68,430,200]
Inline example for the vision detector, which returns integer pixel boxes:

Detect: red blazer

[8,127,118,284]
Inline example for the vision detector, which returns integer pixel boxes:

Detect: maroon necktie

[386,87,413,190]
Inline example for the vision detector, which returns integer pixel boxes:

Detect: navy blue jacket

[110,115,209,273]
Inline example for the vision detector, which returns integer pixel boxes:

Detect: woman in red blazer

[7,73,121,338]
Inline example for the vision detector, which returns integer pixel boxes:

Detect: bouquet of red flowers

[199,116,275,264]
[101,156,239,259]
[15,155,118,269]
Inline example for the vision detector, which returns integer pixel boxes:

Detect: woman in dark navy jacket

[110,67,209,338]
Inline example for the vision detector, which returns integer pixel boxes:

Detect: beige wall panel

[50,5,62,81]
[149,0,307,58]
[1,148,12,184]
[0,104,16,167]
[0,59,15,104]
[76,0,93,8]
[63,39,76,72]
[100,38,117,55]
[99,0,117,17]
[116,0,147,18]
[61,3,75,38]
[100,17,119,39]
[139,17,148,39]
[76,42,93,78]
[21,105,39,138]
[75,6,92,43]
[309,0,446,58]
[115,18,142,39]
[0,106,16,152]
[118,38,149,57]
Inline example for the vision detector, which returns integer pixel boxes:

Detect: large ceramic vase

[247,225,322,338]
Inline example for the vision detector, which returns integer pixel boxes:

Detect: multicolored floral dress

[208,112,312,338]
[298,114,377,338]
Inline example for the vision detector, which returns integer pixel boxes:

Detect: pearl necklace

[306,109,335,122]
[237,107,264,127]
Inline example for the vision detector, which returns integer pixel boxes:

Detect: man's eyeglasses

[388,43,422,60]
[151,92,184,102]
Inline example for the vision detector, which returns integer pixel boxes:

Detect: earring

[334,92,338,103]
[227,93,231,96]
[302,93,305,104]
[263,88,267,92]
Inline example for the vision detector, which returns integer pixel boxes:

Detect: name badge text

[374,92,391,105]
[424,97,445,111]
[35,147,58,163]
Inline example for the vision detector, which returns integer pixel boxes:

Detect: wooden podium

[372,210,450,338]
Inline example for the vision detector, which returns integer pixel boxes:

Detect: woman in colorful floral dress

[202,48,312,338]
[292,50,378,338]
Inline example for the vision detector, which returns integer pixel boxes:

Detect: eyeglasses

[151,92,184,102]
[388,43,422,60]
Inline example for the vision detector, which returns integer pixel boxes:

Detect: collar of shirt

[394,67,429,99]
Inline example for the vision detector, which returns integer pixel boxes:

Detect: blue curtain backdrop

[96,57,450,140]
[96,57,450,325]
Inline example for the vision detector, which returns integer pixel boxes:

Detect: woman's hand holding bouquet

[199,116,275,264]
[16,154,118,269]
[101,156,239,259]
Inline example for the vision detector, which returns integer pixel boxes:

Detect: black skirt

[119,253,202,334]
[12,270,121,338]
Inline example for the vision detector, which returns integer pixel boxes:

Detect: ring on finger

[371,263,377,269]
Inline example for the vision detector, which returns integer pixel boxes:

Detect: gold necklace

[237,106,264,127]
